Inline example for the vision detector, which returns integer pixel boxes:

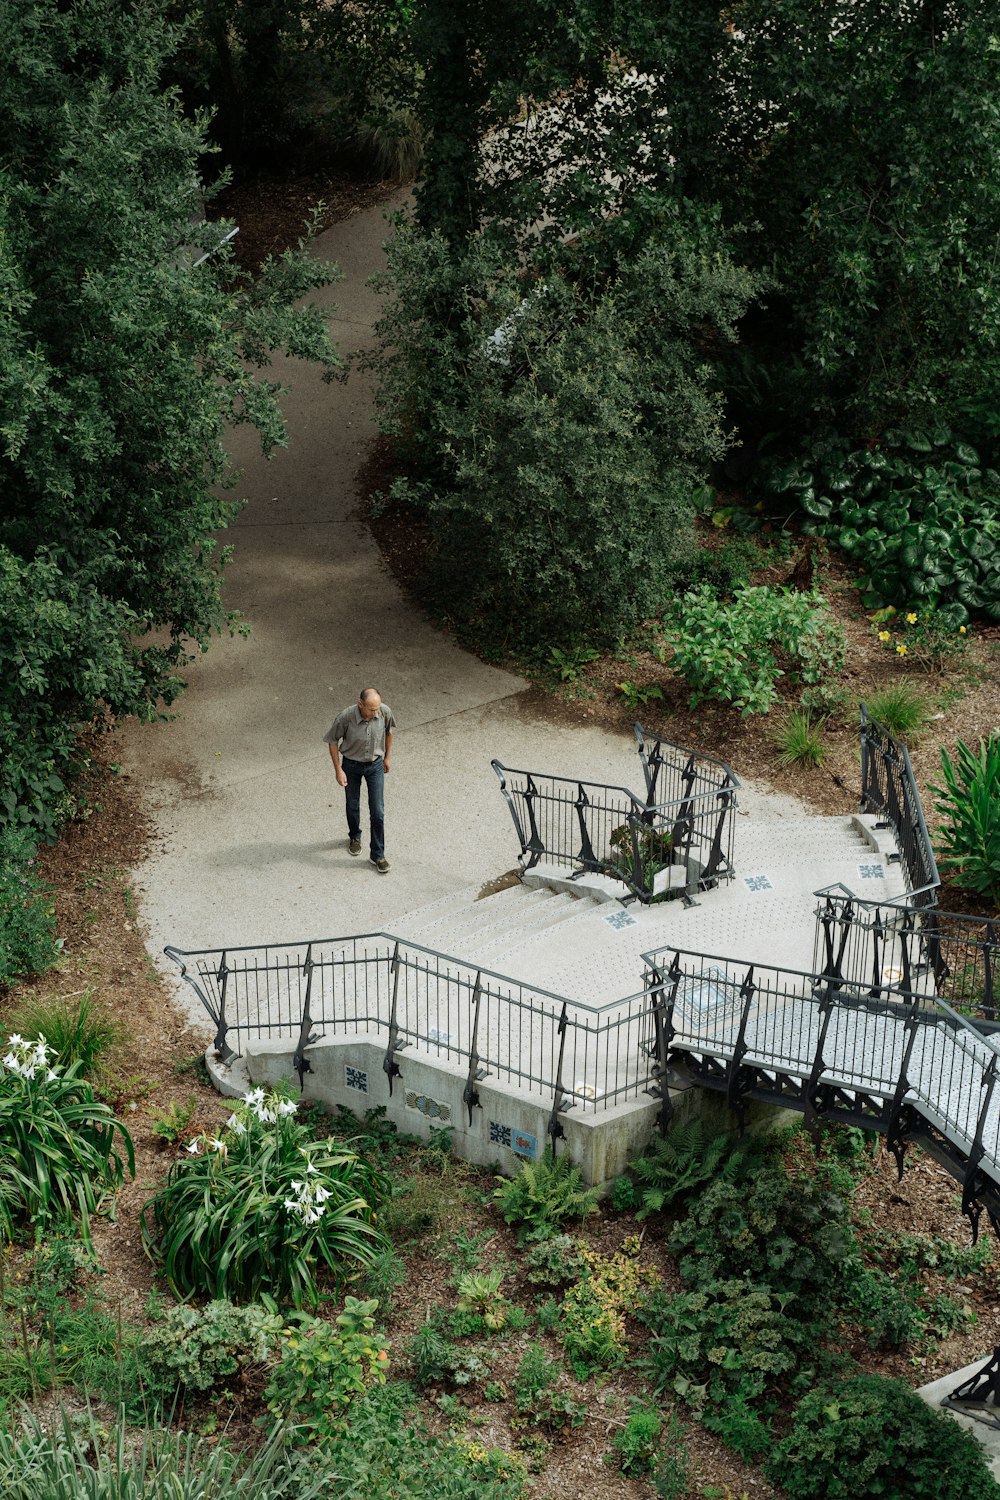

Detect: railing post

[574,783,598,870]
[725,964,757,1130]
[647,961,678,1134]
[383,940,406,1096]
[547,1002,571,1155]
[803,988,835,1137]
[292,943,317,1090]
[213,951,235,1062]
[522,773,546,867]
[961,1054,1000,1244]
[463,972,486,1126]
[984,923,998,1024]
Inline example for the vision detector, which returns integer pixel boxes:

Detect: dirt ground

[3,174,1000,1499]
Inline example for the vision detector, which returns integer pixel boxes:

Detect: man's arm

[328,742,347,787]
[383,730,392,774]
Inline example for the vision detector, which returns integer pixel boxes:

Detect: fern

[492,1148,600,1244]
[630,1121,738,1220]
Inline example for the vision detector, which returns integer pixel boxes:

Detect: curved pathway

[120,192,806,1021]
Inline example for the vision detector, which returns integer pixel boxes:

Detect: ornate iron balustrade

[641,942,1000,1241]
[164,935,660,1155]
[813,884,1000,1027]
[859,705,940,907]
[633,722,739,812]
[491,745,737,904]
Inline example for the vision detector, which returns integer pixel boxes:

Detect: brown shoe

[371,857,390,874]
[349,838,362,856]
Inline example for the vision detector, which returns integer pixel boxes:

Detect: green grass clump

[862,683,932,743]
[772,709,827,768]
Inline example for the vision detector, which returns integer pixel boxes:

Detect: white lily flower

[243,1087,265,1107]
[209,1138,227,1156]
[304,1160,318,1174]
[3,1053,17,1071]
[283,1198,298,1213]
[7,1034,24,1048]
[47,1070,58,1082]
[313,1185,332,1203]
[186,1140,202,1155]
[259,1107,276,1123]
[290,1180,304,1193]
[276,1098,297,1116]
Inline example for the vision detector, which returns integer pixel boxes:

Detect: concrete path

[121,190,811,1013]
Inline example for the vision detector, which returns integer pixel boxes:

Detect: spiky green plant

[0,1033,133,1250]
[772,709,826,768]
[140,1087,388,1307]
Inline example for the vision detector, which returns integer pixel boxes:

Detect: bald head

[358,688,382,720]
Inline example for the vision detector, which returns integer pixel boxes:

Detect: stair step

[398,884,549,947]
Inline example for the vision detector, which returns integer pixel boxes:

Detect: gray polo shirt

[324,704,396,763]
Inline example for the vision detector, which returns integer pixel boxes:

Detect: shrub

[312,1381,526,1498]
[140,1087,388,1306]
[771,708,826,768]
[667,1160,852,1315]
[932,737,1000,908]
[862,682,933,743]
[0,828,62,986]
[871,605,970,673]
[7,990,122,1076]
[370,216,760,648]
[521,1234,587,1289]
[492,1148,599,1244]
[769,1374,999,1499]
[264,1298,390,1440]
[661,584,847,716]
[701,1393,773,1463]
[758,425,1000,621]
[138,1299,282,1405]
[645,1278,809,1404]
[0,1032,134,1250]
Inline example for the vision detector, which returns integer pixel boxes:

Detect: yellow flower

[905,612,918,624]
[878,630,891,642]
[896,644,907,656]
[960,625,967,635]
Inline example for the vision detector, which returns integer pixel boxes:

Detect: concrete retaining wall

[207,1033,787,1188]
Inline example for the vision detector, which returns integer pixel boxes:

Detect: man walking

[325,688,396,873]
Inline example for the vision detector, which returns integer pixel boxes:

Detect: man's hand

[383,757,391,774]
[336,769,347,788]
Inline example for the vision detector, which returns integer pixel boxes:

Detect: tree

[0,0,339,835]
[667,0,1000,435]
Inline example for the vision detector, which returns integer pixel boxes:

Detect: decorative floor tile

[857,863,886,881]
[742,873,773,893]
[603,909,638,931]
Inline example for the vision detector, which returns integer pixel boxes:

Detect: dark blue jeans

[343,756,385,860]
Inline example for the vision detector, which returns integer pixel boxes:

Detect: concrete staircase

[378,811,909,1009]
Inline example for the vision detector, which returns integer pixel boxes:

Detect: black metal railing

[640,942,1000,1238]
[859,705,940,907]
[813,885,1000,1028]
[164,935,661,1150]
[491,749,737,904]
[633,722,739,812]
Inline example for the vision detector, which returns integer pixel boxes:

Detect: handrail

[164,934,658,1123]
[639,941,1000,1237]
[859,704,940,904]
[490,757,737,903]
[812,883,1000,1025]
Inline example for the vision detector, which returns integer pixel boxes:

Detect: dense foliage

[0,0,338,836]
[371,214,759,646]
[769,1374,999,1500]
